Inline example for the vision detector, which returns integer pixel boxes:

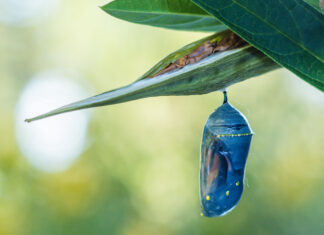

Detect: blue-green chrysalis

[200,91,253,217]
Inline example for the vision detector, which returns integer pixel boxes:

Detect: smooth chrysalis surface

[200,91,253,217]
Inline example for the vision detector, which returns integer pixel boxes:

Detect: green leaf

[192,0,324,91]
[101,0,227,32]
[303,0,324,13]
[26,31,279,122]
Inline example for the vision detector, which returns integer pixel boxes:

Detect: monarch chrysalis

[200,91,253,217]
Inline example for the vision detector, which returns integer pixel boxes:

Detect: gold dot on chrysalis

[200,212,204,217]
[206,195,210,200]
[226,191,230,196]
[236,181,240,186]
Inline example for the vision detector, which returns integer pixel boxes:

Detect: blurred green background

[1,0,324,234]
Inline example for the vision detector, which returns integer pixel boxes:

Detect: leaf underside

[192,0,324,92]
[101,0,227,32]
[26,31,279,122]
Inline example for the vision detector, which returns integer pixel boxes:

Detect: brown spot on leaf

[148,32,247,78]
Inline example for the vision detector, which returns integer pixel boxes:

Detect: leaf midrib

[103,7,216,19]
[230,0,324,63]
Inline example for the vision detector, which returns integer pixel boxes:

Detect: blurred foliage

[0,0,324,235]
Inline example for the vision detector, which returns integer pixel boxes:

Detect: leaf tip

[24,118,32,123]
[100,1,114,12]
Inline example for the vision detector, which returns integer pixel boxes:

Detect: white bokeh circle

[0,0,60,26]
[15,71,91,172]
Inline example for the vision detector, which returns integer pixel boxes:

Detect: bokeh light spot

[0,0,60,26]
[15,71,91,172]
